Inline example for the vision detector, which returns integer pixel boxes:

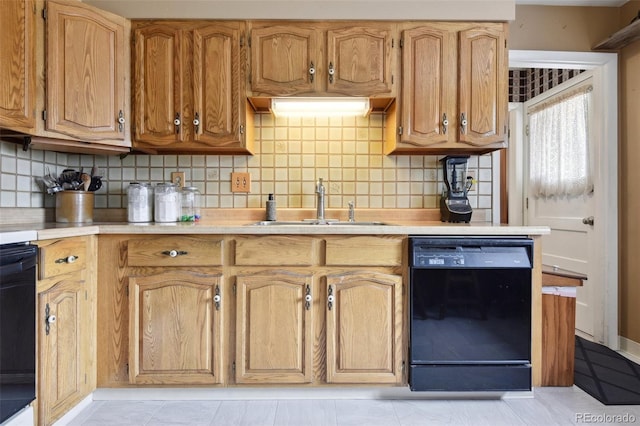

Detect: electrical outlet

[171,171,185,188]
[231,172,251,193]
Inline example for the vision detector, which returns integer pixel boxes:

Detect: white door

[509,50,618,348]
[524,72,597,339]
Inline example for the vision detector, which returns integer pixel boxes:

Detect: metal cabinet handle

[174,113,181,134]
[460,113,468,134]
[118,110,125,132]
[55,255,78,264]
[193,112,200,134]
[214,285,221,310]
[328,62,335,83]
[309,62,315,83]
[442,113,449,134]
[582,216,594,226]
[162,250,188,258]
[305,285,312,310]
[327,285,334,310]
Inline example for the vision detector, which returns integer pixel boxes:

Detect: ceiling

[515,0,627,5]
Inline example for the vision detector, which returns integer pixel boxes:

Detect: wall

[0,114,495,220]
[619,2,640,345]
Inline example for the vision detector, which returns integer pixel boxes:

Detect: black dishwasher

[409,237,533,392]
[0,243,37,422]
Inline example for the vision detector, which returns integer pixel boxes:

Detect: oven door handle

[0,257,37,284]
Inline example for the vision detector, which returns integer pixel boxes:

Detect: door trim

[508,50,618,349]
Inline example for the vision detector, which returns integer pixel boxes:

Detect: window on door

[527,82,593,198]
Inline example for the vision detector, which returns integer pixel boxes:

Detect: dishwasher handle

[0,256,37,285]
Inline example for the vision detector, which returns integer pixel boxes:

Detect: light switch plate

[231,172,251,193]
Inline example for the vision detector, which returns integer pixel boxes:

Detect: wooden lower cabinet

[38,278,84,425]
[128,270,223,384]
[326,271,403,384]
[37,236,95,426]
[235,270,314,384]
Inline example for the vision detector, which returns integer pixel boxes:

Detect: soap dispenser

[266,193,277,221]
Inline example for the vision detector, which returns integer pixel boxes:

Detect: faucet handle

[348,200,355,222]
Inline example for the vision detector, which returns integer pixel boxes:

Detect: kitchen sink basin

[247,220,392,226]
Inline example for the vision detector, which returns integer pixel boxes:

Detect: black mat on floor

[574,336,640,405]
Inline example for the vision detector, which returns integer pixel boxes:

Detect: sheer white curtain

[528,84,593,198]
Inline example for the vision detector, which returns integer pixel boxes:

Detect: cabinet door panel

[326,271,402,384]
[129,271,222,384]
[400,27,456,148]
[133,25,182,145]
[194,24,241,147]
[327,26,393,96]
[39,279,83,424]
[0,0,35,130]
[46,0,125,141]
[251,26,318,95]
[235,271,313,383]
[458,27,507,147]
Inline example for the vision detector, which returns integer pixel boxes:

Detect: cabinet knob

[162,250,188,258]
[45,303,55,336]
[118,110,125,132]
[328,62,335,83]
[305,284,312,310]
[327,285,334,310]
[460,113,468,133]
[193,112,200,134]
[55,255,78,264]
[214,285,221,310]
[582,216,594,226]
[442,113,449,135]
[174,113,181,134]
[309,62,315,83]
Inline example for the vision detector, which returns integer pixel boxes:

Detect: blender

[439,155,473,223]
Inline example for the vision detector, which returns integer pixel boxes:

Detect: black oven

[0,243,37,423]
[409,237,533,392]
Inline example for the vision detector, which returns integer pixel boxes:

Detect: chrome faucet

[316,178,326,221]
[348,201,355,222]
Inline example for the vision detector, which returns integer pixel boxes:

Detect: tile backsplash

[0,113,494,219]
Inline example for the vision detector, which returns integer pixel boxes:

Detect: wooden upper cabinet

[458,26,507,147]
[46,0,126,142]
[326,25,394,96]
[398,26,456,149]
[386,23,508,154]
[249,22,396,97]
[0,0,36,131]
[132,21,252,154]
[250,25,319,95]
[132,24,182,146]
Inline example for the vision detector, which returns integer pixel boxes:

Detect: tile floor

[63,387,640,426]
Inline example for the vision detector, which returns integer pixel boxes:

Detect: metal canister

[127,182,153,222]
[180,186,201,222]
[154,183,180,222]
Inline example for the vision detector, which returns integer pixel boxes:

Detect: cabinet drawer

[39,238,87,280]
[235,236,317,266]
[325,236,403,266]
[128,237,223,267]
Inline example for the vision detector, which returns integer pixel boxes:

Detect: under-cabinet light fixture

[270,97,371,118]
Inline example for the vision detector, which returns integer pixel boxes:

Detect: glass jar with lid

[127,182,153,222]
[180,186,201,222]
[154,183,180,222]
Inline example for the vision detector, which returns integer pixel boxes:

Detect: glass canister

[127,182,154,222]
[180,186,201,222]
[154,183,180,222]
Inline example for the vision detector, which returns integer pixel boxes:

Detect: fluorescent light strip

[270,97,371,118]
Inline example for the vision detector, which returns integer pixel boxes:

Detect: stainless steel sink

[247,220,392,226]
